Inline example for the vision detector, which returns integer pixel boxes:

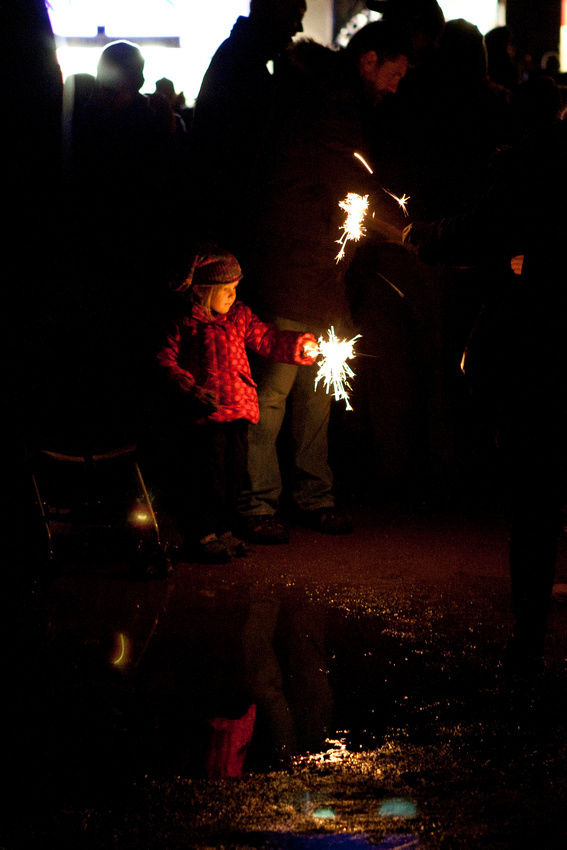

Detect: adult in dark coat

[190,0,307,250]
[235,22,412,541]
[366,9,512,499]
[484,26,518,93]
[403,117,567,672]
[61,40,181,443]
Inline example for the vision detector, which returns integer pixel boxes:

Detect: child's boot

[196,533,232,564]
[218,531,249,557]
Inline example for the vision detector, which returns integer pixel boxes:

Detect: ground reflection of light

[129,507,153,526]
[312,807,336,819]
[295,735,353,766]
[111,631,130,667]
[379,797,418,818]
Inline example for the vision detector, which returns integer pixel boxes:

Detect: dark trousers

[175,419,249,543]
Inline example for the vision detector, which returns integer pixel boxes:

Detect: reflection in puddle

[295,735,351,766]
[240,587,334,774]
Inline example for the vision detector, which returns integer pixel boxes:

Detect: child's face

[211,280,239,315]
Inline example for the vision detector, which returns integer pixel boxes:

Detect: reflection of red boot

[204,703,257,778]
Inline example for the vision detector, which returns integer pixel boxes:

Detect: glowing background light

[437,1,505,34]
[562,0,567,71]
[48,0,249,101]
[47,1,331,102]
[338,2,505,47]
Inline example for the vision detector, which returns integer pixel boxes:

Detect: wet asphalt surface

[5,473,567,850]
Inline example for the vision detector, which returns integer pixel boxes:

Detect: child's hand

[193,385,219,413]
[178,373,195,393]
[300,334,319,362]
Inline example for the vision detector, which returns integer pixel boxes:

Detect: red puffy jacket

[157,301,316,423]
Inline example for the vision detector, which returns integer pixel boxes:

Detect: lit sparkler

[353,152,410,216]
[383,187,410,216]
[314,326,361,411]
[335,193,369,262]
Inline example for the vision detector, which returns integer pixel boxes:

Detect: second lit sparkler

[323,154,410,407]
[335,193,370,262]
[335,153,410,263]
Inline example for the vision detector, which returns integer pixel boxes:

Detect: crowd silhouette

[10,0,567,674]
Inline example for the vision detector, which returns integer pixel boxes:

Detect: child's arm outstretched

[243,309,318,365]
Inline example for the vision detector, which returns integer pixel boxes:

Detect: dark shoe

[218,531,249,557]
[194,533,232,564]
[299,507,353,535]
[240,514,289,544]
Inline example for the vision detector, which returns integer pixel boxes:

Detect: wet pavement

[5,491,567,849]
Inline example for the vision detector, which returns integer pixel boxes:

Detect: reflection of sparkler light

[111,632,130,667]
[383,187,410,216]
[314,327,361,411]
[129,504,152,526]
[295,735,351,765]
[335,193,369,262]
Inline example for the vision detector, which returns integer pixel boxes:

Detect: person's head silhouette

[96,40,145,107]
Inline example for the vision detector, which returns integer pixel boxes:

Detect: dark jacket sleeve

[403,145,525,267]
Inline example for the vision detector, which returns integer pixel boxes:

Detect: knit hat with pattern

[178,245,243,291]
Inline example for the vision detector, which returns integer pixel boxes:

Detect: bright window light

[438,1,506,34]
[47,2,512,99]
[561,0,567,71]
[336,2,505,47]
[47,0,250,104]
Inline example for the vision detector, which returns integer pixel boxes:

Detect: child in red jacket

[158,246,318,563]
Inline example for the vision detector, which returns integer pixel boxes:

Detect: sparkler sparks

[383,187,411,216]
[354,151,374,174]
[335,193,369,262]
[353,152,410,216]
[314,327,361,411]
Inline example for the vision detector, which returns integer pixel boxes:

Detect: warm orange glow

[129,508,152,526]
